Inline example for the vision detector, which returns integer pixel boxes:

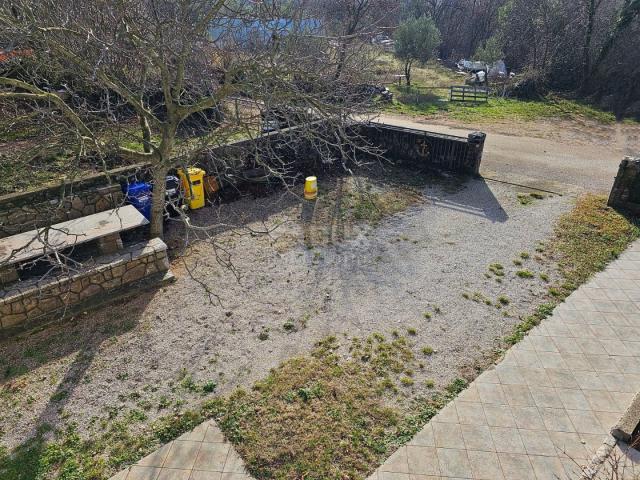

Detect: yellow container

[178,167,206,210]
[304,176,318,200]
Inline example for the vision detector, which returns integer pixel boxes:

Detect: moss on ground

[209,335,467,479]
[505,194,639,345]
[0,334,468,480]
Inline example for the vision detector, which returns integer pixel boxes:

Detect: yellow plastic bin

[178,167,206,210]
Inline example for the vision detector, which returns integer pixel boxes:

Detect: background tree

[393,16,441,86]
[474,36,503,64]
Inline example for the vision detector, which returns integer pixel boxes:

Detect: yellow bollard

[304,176,318,200]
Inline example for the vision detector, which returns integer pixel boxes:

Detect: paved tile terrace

[111,239,640,480]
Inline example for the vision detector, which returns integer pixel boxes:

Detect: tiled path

[112,240,640,480]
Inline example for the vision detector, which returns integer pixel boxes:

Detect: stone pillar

[608,156,640,213]
[0,265,18,286]
[466,132,487,175]
[98,233,124,254]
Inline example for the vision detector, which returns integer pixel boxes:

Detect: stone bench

[0,238,171,335]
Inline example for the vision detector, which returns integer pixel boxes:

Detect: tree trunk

[149,165,168,239]
[581,0,596,91]
[405,60,412,86]
[140,115,152,154]
[335,42,348,80]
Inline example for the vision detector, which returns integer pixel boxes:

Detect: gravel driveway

[0,169,573,449]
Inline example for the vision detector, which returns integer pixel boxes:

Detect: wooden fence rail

[449,86,489,103]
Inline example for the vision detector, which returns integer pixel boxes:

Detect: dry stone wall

[0,238,169,334]
[0,164,150,239]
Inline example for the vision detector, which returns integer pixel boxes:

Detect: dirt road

[377,113,640,193]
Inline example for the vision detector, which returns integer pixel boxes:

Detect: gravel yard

[0,166,573,451]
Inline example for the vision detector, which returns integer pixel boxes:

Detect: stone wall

[0,122,485,238]
[0,238,169,335]
[609,156,640,214]
[0,164,150,239]
[359,123,486,175]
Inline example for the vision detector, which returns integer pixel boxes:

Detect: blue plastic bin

[124,182,153,220]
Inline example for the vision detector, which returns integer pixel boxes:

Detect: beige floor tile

[496,366,527,385]
[460,424,494,452]
[138,442,174,467]
[434,403,460,423]
[576,339,607,356]
[378,473,411,480]
[566,409,606,435]
[477,383,508,405]
[539,352,569,370]
[126,466,161,480]
[432,422,463,449]
[193,442,230,472]
[593,410,622,431]
[530,336,559,353]
[476,369,500,384]
[498,453,536,480]
[178,423,208,442]
[110,469,129,480]
[409,424,435,447]
[457,384,481,403]
[406,446,440,476]
[467,450,504,480]
[222,449,246,474]
[585,355,619,373]
[583,390,619,412]
[436,448,472,478]
[512,349,543,369]
[528,455,567,480]
[189,472,223,480]
[503,384,536,407]
[164,442,202,470]
[204,424,225,443]
[511,406,545,431]
[521,430,556,456]
[522,368,553,388]
[380,446,409,473]
[157,469,191,480]
[529,387,563,409]
[539,408,576,433]
[545,369,580,390]
[483,404,516,428]
[560,353,593,372]
[551,337,582,355]
[455,401,487,425]
[572,371,606,391]
[548,431,590,460]
[557,389,591,411]
[490,427,525,454]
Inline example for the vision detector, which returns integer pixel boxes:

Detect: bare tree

[0,0,381,245]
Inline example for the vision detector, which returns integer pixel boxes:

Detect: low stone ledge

[611,392,640,443]
[0,238,170,335]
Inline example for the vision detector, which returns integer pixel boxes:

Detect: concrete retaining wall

[609,156,640,214]
[0,238,169,334]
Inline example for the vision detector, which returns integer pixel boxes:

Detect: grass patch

[384,74,619,125]
[208,336,466,479]
[504,195,639,346]
[552,194,639,291]
[516,270,534,279]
